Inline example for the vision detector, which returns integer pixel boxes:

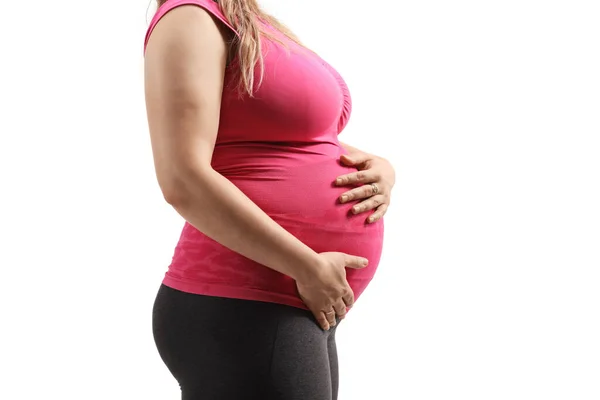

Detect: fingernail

[362,258,369,266]
[340,195,348,203]
[336,178,343,185]
[368,216,375,223]
[353,206,361,213]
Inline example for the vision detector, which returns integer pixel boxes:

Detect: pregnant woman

[144,0,396,399]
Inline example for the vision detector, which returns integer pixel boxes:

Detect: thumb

[340,153,370,166]
[344,255,369,269]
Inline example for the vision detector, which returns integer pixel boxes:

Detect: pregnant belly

[170,153,384,306]
[228,157,384,295]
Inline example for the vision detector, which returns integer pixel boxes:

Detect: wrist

[290,251,324,283]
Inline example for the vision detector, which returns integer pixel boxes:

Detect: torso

[146,1,384,310]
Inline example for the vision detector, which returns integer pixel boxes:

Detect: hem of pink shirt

[162,275,310,311]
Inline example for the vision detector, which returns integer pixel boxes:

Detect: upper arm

[144,5,230,195]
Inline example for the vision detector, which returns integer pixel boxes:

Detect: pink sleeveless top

[144,0,384,310]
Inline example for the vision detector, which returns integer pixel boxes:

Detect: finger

[342,290,355,310]
[315,311,330,331]
[339,153,373,166]
[333,300,347,320]
[351,194,386,215]
[340,183,382,203]
[335,170,378,187]
[344,255,369,269]
[322,309,336,326]
[367,204,389,223]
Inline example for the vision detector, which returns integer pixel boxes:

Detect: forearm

[166,168,321,282]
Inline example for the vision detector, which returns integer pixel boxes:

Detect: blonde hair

[155,0,303,97]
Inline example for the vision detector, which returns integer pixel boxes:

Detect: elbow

[162,184,188,208]
[158,166,212,208]
[158,173,188,207]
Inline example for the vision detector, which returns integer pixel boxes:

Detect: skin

[144,6,394,331]
[337,143,396,223]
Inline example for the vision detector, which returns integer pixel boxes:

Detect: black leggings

[152,284,341,400]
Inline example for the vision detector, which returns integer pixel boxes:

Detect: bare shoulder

[145,5,230,68]
[144,3,231,110]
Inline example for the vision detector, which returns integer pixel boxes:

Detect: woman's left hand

[335,153,396,223]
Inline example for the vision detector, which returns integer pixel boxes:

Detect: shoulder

[144,0,238,53]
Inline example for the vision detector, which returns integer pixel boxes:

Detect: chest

[218,35,351,142]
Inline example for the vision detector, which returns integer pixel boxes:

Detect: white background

[1,0,599,399]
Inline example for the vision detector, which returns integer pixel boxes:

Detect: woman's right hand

[295,252,369,330]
